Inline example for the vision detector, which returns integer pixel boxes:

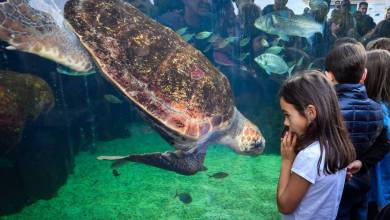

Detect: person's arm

[347,126,390,178]
[359,126,390,171]
[277,131,311,214]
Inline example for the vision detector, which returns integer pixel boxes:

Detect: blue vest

[335,84,384,158]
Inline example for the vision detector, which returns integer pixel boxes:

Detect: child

[325,43,386,220]
[277,71,356,220]
[364,49,390,219]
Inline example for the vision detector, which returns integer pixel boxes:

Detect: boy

[325,43,389,220]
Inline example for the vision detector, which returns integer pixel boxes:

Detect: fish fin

[265,69,272,75]
[97,155,131,168]
[288,64,296,76]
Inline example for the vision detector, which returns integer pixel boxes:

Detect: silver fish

[176,27,188,36]
[254,11,323,42]
[265,46,284,55]
[239,37,250,47]
[254,53,295,75]
[181,33,195,42]
[195,31,213,39]
[104,94,123,104]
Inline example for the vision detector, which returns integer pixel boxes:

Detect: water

[0,0,388,219]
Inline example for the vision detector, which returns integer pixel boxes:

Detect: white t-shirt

[282,141,346,220]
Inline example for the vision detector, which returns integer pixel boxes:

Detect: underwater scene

[0,0,389,219]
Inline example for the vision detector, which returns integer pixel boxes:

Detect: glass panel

[0,0,389,219]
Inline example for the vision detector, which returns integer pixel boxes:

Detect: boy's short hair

[325,43,367,84]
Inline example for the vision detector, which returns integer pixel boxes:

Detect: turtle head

[219,110,265,155]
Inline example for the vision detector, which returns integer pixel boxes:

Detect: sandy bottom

[3,123,281,220]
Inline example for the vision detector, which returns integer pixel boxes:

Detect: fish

[195,31,213,39]
[238,52,250,61]
[208,172,229,179]
[216,36,239,49]
[226,36,239,43]
[207,35,219,43]
[175,191,192,204]
[181,33,195,42]
[56,65,95,76]
[254,11,323,42]
[239,37,250,47]
[112,169,120,177]
[214,51,235,66]
[176,27,188,36]
[254,53,295,75]
[104,94,123,104]
[265,46,284,55]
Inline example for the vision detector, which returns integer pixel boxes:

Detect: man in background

[354,2,376,37]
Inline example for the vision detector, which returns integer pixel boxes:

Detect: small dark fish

[208,172,229,179]
[112,169,120,177]
[175,191,192,204]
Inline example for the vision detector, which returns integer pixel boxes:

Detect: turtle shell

[64,0,235,140]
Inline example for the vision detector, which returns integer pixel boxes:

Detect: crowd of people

[125,0,390,83]
[127,1,390,220]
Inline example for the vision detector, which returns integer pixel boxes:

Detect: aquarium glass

[0,0,389,219]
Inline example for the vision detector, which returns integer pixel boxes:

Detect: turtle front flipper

[97,147,207,175]
[0,0,94,73]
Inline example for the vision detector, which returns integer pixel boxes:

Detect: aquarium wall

[0,0,389,219]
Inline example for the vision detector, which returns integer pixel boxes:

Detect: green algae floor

[3,123,281,220]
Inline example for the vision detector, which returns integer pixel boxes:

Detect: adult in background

[330,0,357,38]
[261,0,294,17]
[354,2,376,38]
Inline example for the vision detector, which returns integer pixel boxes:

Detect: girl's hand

[280,131,297,162]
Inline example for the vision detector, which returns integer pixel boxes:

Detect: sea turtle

[0,0,265,175]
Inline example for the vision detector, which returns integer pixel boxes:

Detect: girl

[364,49,390,217]
[277,71,356,220]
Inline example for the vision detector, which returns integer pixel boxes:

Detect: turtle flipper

[0,0,94,72]
[97,148,207,175]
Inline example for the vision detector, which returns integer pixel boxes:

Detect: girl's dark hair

[366,37,390,51]
[365,49,390,105]
[279,71,356,174]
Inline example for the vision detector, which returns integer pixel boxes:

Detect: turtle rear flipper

[97,147,207,176]
[0,0,93,72]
